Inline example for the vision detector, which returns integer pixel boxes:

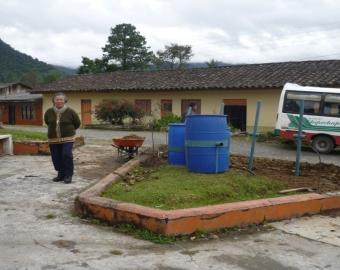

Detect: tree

[78,57,108,74]
[42,70,62,83]
[20,70,40,87]
[5,72,19,83]
[206,59,221,68]
[78,24,154,74]
[102,24,154,70]
[94,99,144,125]
[154,43,193,69]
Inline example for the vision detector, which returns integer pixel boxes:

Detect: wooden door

[81,99,92,126]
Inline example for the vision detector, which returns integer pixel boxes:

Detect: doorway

[223,99,247,132]
[81,99,92,126]
[8,103,16,125]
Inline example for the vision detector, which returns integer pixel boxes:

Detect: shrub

[154,113,182,130]
[94,100,144,124]
[228,123,236,133]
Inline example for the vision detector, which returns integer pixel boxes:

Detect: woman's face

[54,95,65,109]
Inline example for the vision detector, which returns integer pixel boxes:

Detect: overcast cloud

[0,0,340,68]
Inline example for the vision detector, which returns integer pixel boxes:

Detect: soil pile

[231,155,340,193]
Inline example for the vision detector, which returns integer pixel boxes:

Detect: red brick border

[75,155,340,236]
[0,140,3,155]
[13,136,85,155]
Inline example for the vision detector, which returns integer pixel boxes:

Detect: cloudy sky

[1,0,340,68]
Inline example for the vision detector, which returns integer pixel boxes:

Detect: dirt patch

[76,144,340,194]
[139,153,340,194]
[231,155,340,193]
[74,144,123,180]
[51,240,76,249]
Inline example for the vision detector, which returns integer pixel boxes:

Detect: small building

[0,82,43,125]
[31,60,340,132]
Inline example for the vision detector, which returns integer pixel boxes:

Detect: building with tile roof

[0,82,42,125]
[31,60,340,131]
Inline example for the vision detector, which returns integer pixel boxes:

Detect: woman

[44,92,81,184]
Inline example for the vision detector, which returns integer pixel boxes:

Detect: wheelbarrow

[112,135,145,159]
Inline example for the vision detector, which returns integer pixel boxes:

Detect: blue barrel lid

[168,123,185,126]
[186,114,226,118]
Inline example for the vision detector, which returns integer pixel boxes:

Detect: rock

[128,179,136,185]
[210,234,219,239]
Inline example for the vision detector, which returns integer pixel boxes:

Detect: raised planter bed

[75,154,340,236]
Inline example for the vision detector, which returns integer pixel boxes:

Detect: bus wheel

[312,135,334,154]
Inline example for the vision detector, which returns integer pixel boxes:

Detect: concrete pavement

[1,143,340,269]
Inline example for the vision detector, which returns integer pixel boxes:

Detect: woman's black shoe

[63,176,72,184]
[52,176,64,182]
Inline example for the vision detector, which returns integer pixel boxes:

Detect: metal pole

[186,106,192,116]
[295,100,304,176]
[151,123,155,155]
[220,103,225,115]
[248,101,261,171]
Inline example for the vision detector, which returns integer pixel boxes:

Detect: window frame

[135,99,151,116]
[322,93,340,117]
[160,99,172,117]
[181,99,201,116]
[283,91,323,116]
[21,103,35,120]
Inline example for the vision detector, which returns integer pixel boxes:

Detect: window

[181,99,201,117]
[283,91,322,115]
[21,103,35,120]
[323,94,340,117]
[135,99,151,115]
[161,99,172,117]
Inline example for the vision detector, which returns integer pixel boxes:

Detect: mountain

[0,38,71,86]
[53,65,77,75]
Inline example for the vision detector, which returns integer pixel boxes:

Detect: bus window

[283,91,322,115]
[323,94,340,117]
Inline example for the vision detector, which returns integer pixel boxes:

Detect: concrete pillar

[0,135,13,155]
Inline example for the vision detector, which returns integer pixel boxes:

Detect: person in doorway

[44,92,81,184]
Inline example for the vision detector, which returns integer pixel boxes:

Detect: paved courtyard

[1,141,340,270]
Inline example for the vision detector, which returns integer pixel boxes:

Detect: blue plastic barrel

[185,115,230,173]
[168,123,186,165]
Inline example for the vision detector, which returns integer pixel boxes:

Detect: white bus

[275,83,340,153]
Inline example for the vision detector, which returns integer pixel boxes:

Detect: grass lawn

[102,165,286,210]
[0,128,47,141]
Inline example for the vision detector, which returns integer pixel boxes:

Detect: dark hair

[52,92,68,103]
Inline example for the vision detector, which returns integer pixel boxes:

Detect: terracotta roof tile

[31,60,340,93]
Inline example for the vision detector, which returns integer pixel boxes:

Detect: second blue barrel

[185,115,230,173]
[168,123,186,165]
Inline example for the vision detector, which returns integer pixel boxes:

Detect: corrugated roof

[0,93,42,102]
[0,82,32,89]
[31,60,340,93]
